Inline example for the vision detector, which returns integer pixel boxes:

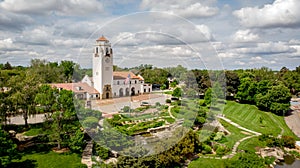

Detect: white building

[82,36,152,99]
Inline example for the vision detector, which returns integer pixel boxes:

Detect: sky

[0,0,300,70]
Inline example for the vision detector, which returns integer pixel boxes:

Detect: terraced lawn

[218,119,250,149]
[223,101,297,138]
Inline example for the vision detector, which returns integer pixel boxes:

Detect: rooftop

[50,82,99,94]
[96,35,108,42]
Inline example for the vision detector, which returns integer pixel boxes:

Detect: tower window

[96,47,98,53]
[106,48,109,56]
[117,81,119,85]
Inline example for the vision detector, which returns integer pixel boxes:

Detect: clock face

[105,57,110,63]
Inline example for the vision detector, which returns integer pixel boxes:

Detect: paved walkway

[92,94,169,114]
[217,116,261,136]
[168,106,176,119]
[81,140,93,168]
[5,114,46,125]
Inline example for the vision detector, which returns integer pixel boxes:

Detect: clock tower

[93,35,113,99]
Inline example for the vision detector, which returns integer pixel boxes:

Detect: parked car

[171,97,179,101]
[141,101,151,106]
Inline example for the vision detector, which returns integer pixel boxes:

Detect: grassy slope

[12,151,82,168]
[223,101,297,138]
[218,119,249,149]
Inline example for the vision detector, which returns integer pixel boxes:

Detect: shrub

[122,106,131,112]
[166,99,171,103]
[282,135,295,148]
[202,144,212,154]
[216,145,229,156]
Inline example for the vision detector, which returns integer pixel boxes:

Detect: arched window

[106,48,109,56]
[96,47,98,53]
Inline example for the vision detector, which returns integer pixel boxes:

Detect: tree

[204,88,212,105]
[225,70,240,95]
[60,60,76,82]
[3,62,12,70]
[0,128,21,167]
[34,84,58,113]
[50,89,76,149]
[8,72,39,127]
[235,77,257,103]
[268,83,291,115]
[172,87,183,98]
[68,129,85,153]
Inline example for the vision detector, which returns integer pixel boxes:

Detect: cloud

[0,0,104,16]
[0,11,33,31]
[0,38,19,51]
[17,26,54,46]
[140,0,218,18]
[233,0,300,28]
[233,29,260,42]
[235,42,297,55]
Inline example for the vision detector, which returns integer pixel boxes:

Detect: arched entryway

[125,88,129,96]
[119,88,124,97]
[106,92,109,99]
[131,87,135,96]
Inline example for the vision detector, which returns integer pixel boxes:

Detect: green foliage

[215,145,230,156]
[122,106,131,112]
[235,77,257,103]
[68,129,85,153]
[282,135,296,148]
[204,88,212,105]
[202,144,212,154]
[82,116,99,129]
[172,87,183,98]
[0,128,21,167]
[258,134,295,148]
[93,143,110,160]
[166,99,171,103]
[227,152,266,168]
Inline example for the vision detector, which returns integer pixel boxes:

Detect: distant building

[83,35,151,99]
[51,35,152,100]
[50,83,100,100]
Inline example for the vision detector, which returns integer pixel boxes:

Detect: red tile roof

[50,83,99,94]
[96,35,108,42]
[113,71,143,80]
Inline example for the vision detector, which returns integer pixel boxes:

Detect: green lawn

[188,157,229,168]
[218,119,250,149]
[11,151,82,168]
[223,101,297,138]
[237,136,266,153]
